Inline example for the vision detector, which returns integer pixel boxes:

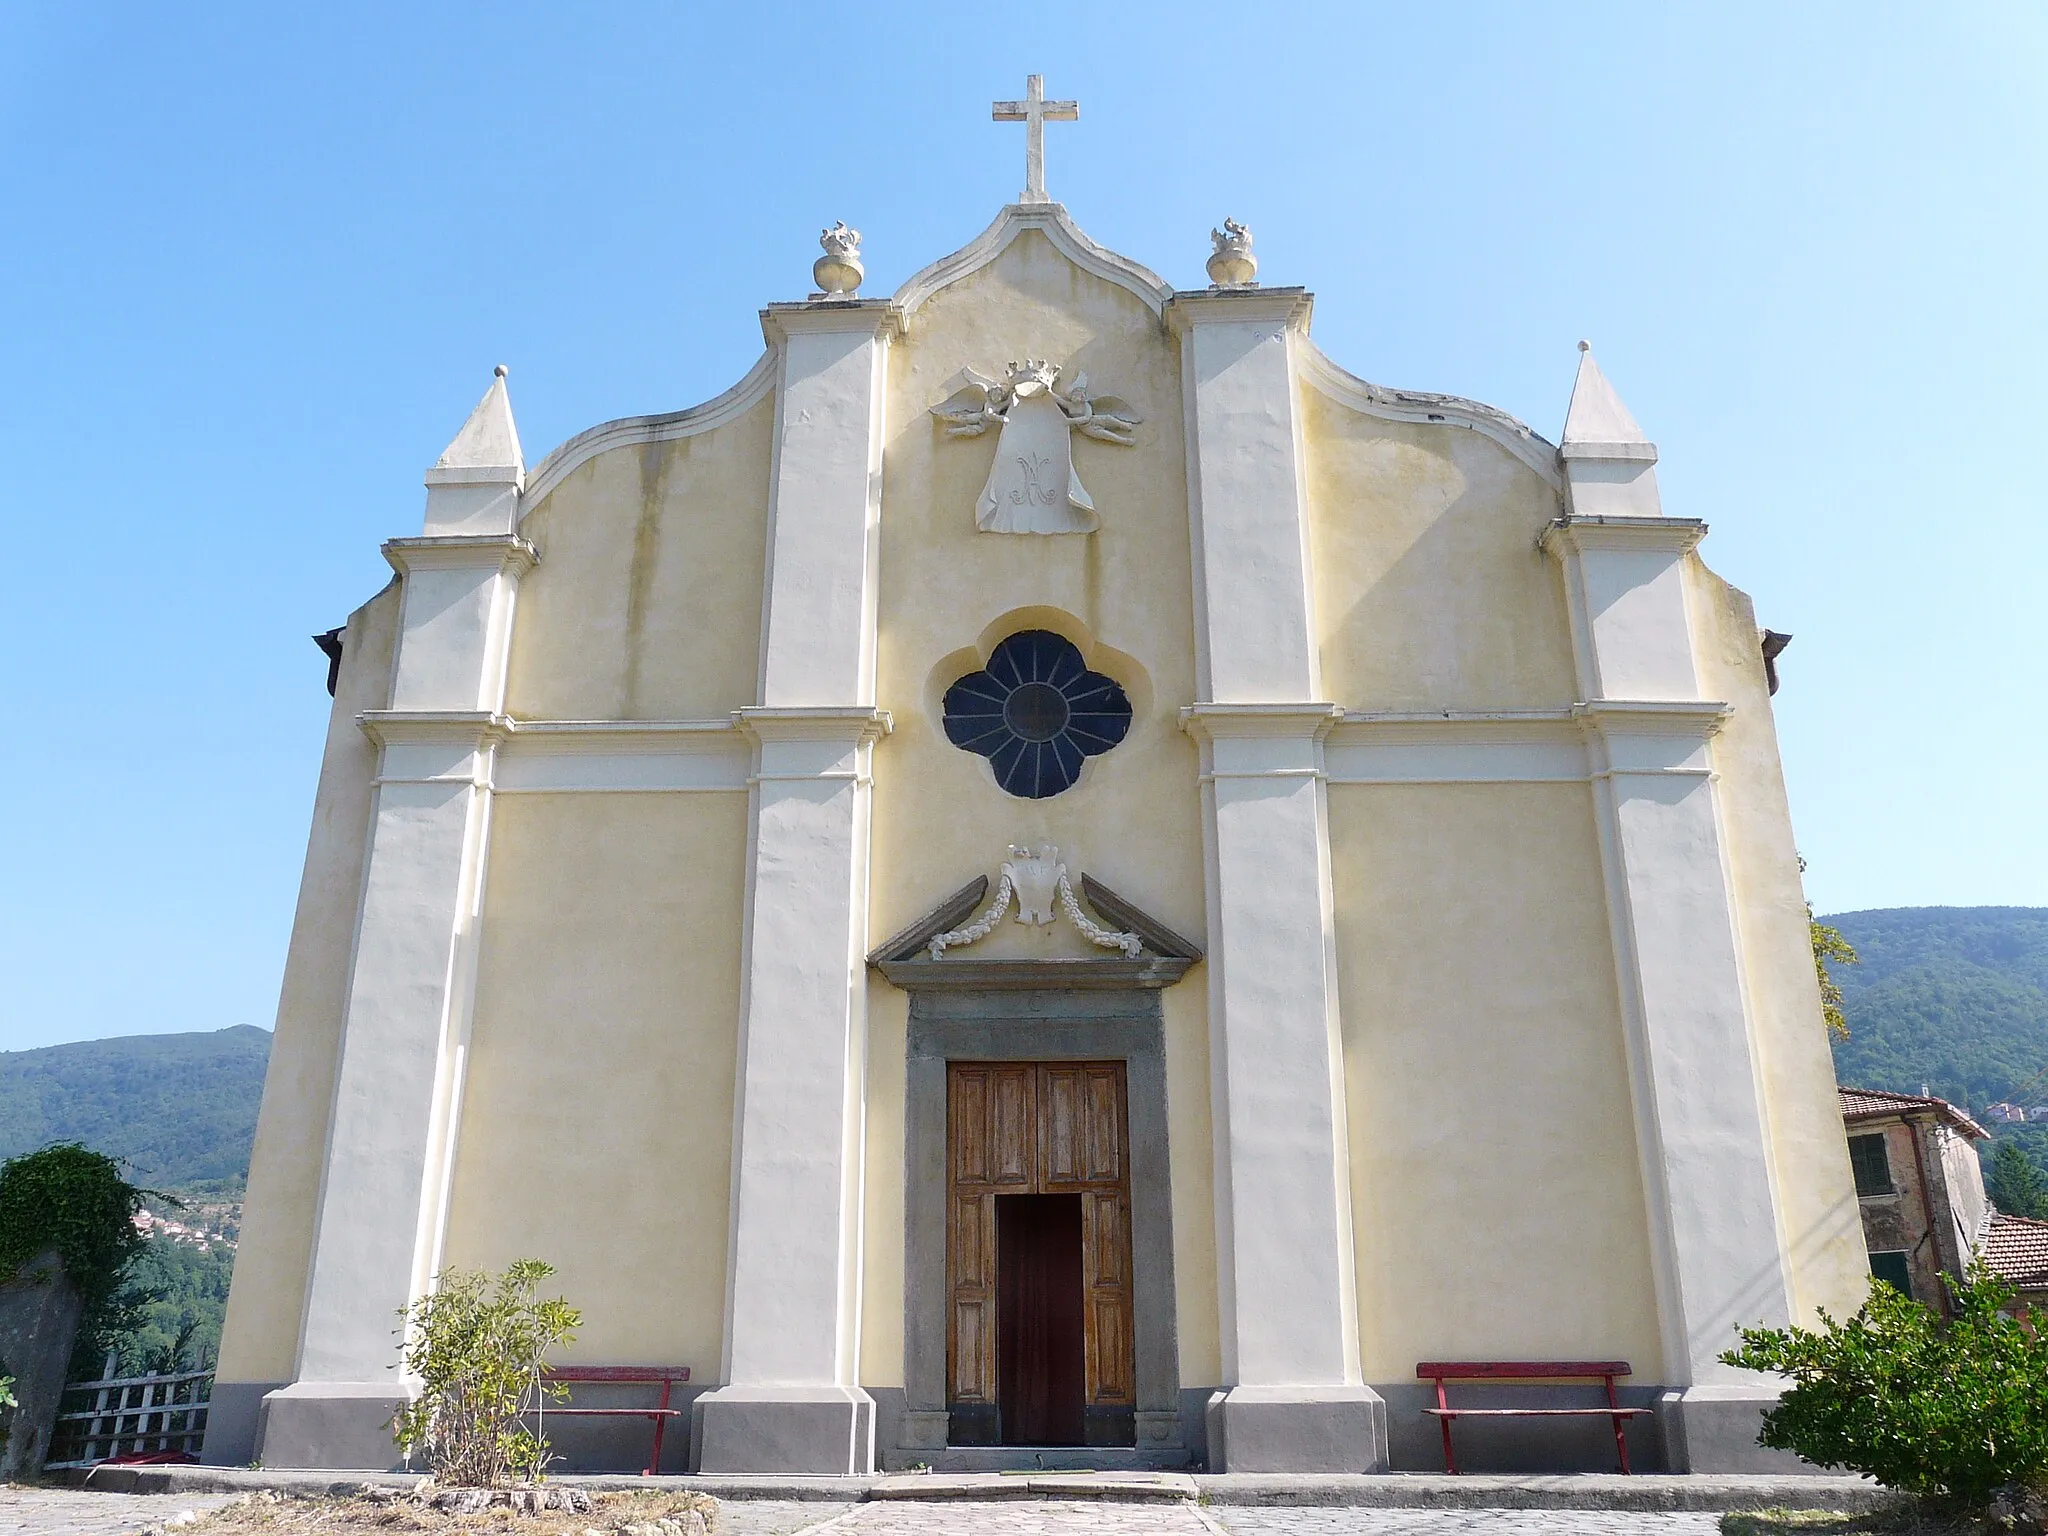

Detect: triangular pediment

[870,865,1200,991]
[891,203,1174,328]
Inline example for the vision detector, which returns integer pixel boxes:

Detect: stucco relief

[929,361,1140,534]
[926,845,1143,960]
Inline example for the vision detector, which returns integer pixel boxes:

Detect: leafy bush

[1722,1265,2048,1506]
[391,1260,581,1486]
[0,1143,147,1362]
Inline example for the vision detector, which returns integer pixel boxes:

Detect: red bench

[1417,1360,1651,1474]
[532,1366,690,1476]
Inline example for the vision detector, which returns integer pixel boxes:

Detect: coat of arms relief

[930,361,1141,534]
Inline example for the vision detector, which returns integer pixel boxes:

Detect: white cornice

[1179,702,1345,745]
[1163,288,1315,334]
[382,535,538,578]
[735,705,894,747]
[503,718,738,741]
[759,300,903,344]
[1326,709,1588,784]
[1573,699,1732,737]
[516,349,780,515]
[1298,344,1564,493]
[358,709,507,739]
[891,203,1174,329]
[496,717,749,793]
[1541,515,1707,558]
[1561,440,1659,464]
[423,464,523,488]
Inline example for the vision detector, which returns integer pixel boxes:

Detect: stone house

[1840,1086,2048,1311]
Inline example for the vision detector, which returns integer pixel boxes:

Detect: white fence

[45,1367,211,1469]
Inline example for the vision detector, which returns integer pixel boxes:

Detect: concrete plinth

[1205,1386,1388,1473]
[257,1381,415,1471]
[692,1385,875,1475]
[1659,1386,1807,1473]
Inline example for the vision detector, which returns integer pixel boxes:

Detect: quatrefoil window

[942,631,1132,799]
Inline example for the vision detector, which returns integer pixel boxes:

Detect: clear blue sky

[2,4,2042,1050]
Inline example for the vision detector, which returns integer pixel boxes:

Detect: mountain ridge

[0,1024,271,1191]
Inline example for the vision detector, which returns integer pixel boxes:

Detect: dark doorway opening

[996,1194,1086,1445]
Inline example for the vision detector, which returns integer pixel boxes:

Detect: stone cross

[992,74,1078,205]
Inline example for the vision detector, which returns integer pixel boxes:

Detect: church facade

[209,101,1867,1476]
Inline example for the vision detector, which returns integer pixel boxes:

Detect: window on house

[1868,1250,1914,1298]
[1848,1132,1894,1197]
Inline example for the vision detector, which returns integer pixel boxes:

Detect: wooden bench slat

[545,1367,691,1383]
[1433,1417,1654,1425]
[1417,1361,1630,1380]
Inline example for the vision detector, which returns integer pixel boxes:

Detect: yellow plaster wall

[1301,385,1574,710]
[1329,783,1665,1382]
[1688,565,1869,1323]
[859,230,1219,1383]
[216,582,401,1385]
[441,791,747,1368]
[506,398,773,721]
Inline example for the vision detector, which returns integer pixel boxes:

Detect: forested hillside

[1827,907,2048,1112]
[1826,906,2048,1192]
[0,1025,270,1191]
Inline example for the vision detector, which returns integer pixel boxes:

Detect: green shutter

[1868,1250,1914,1298]
[1848,1133,1893,1197]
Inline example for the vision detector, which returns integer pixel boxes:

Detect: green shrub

[391,1259,581,1486]
[1722,1264,2048,1506]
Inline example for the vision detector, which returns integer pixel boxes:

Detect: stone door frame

[899,985,1183,1458]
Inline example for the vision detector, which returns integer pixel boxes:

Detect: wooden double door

[947,1061,1136,1447]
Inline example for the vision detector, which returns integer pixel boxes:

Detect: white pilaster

[695,300,896,1476]
[1549,347,1796,1470]
[260,376,533,1470]
[1168,289,1384,1473]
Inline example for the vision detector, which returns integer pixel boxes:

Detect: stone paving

[0,1489,1748,1536]
[0,1488,240,1536]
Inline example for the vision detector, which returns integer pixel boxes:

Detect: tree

[1811,911,1859,1039]
[1988,1138,2048,1219]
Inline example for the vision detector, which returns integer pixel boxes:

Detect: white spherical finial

[813,222,864,298]
[1577,340,1591,353]
[494,363,509,378]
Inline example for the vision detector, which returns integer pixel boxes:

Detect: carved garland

[928,845,1142,960]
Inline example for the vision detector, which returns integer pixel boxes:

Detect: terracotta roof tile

[1839,1086,1988,1140]
[1984,1213,2048,1289]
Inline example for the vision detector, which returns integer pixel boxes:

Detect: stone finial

[433,368,523,477]
[813,222,864,298]
[1561,342,1655,461]
[1206,217,1258,288]
[1559,341,1664,519]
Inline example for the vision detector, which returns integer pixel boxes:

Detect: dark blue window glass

[942,630,1132,799]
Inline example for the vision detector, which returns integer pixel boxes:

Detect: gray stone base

[256,1381,417,1471]
[692,1385,875,1475]
[201,1381,283,1467]
[1660,1386,1809,1473]
[1205,1386,1388,1473]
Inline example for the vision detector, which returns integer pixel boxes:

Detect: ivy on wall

[0,1143,147,1358]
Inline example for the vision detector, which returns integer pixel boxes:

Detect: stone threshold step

[82,1465,1901,1514]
